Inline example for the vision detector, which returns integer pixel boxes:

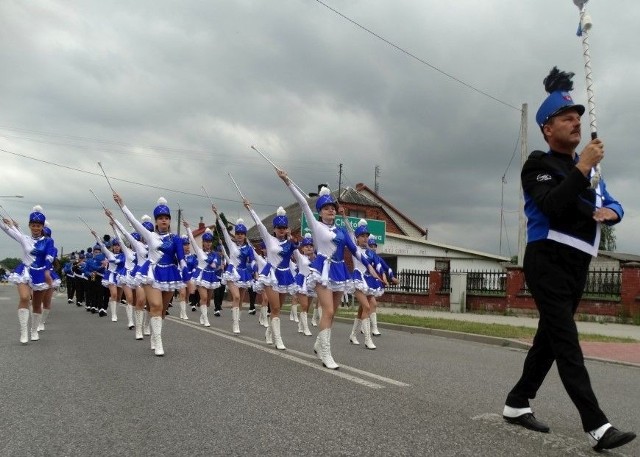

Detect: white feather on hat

[204,228,213,234]
[304,232,312,239]
[141,215,152,223]
[358,219,367,227]
[32,205,44,212]
[276,206,286,216]
[319,187,331,196]
[236,218,245,225]
[157,197,167,205]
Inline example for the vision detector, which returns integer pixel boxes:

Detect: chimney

[309,183,329,198]
[199,216,205,230]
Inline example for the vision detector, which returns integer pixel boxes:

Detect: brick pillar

[621,262,640,319]
[428,271,443,307]
[505,265,525,305]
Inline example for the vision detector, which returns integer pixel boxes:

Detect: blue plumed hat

[141,214,154,232]
[153,197,171,219]
[367,235,378,246]
[111,237,120,246]
[85,252,92,259]
[202,228,214,242]
[272,206,288,228]
[181,235,190,245]
[315,186,338,212]
[300,232,314,247]
[536,67,585,128]
[29,205,46,224]
[93,243,101,251]
[43,221,52,237]
[354,219,370,238]
[131,232,141,242]
[234,218,247,234]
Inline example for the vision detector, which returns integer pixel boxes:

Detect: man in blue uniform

[502,68,635,451]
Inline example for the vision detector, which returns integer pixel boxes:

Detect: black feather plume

[543,66,575,93]
[103,234,111,242]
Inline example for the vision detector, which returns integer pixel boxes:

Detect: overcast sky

[1,0,639,262]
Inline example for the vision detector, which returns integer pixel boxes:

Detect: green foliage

[0,257,21,271]
[599,225,617,251]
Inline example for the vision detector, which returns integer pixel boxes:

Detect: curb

[335,317,640,369]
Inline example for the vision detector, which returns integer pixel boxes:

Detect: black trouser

[76,277,87,305]
[506,240,608,432]
[87,275,105,311]
[213,284,226,311]
[66,275,76,301]
[248,286,257,310]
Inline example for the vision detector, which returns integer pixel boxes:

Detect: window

[348,209,366,218]
[435,259,450,272]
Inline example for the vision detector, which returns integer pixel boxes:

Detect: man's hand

[576,138,604,176]
[593,207,619,223]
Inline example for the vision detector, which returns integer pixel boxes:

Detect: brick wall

[379,263,640,319]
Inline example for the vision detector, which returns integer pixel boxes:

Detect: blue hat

[93,244,101,251]
[234,218,247,234]
[315,187,338,212]
[79,253,86,259]
[104,240,112,248]
[153,197,171,219]
[181,235,190,245]
[29,205,46,224]
[536,67,585,127]
[86,252,93,259]
[300,232,314,247]
[141,215,154,232]
[216,243,224,252]
[367,235,378,246]
[354,219,370,238]
[272,206,288,227]
[202,228,214,242]
[131,232,141,242]
[111,237,120,246]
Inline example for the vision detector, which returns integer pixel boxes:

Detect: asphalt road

[0,285,638,456]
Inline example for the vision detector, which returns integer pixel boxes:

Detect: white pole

[517,103,528,267]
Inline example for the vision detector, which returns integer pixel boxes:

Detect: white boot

[297,314,304,333]
[126,304,134,329]
[300,312,312,336]
[362,318,377,350]
[109,300,118,322]
[200,305,210,327]
[134,309,144,340]
[39,308,49,331]
[262,307,269,328]
[349,319,361,345]
[291,304,299,322]
[232,307,240,334]
[265,318,273,345]
[311,307,318,327]
[258,305,264,326]
[143,310,151,335]
[318,329,339,370]
[30,313,41,341]
[150,316,164,356]
[179,301,188,320]
[18,308,29,344]
[149,323,155,350]
[370,312,381,336]
[271,317,286,350]
[289,306,294,321]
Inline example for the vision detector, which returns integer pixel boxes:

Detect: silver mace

[573,0,600,189]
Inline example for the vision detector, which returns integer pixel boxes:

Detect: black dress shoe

[593,427,636,451]
[503,413,550,433]
[248,309,256,315]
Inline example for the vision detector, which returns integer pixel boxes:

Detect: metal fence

[385,269,429,294]
[440,271,506,295]
[521,268,621,298]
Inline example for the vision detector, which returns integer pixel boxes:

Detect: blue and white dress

[121,205,185,291]
[185,227,221,290]
[1,221,55,291]
[292,249,316,297]
[98,241,125,287]
[216,216,255,288]
[247,208,298,295]
[286,184,371,292]
[113,218,147,288]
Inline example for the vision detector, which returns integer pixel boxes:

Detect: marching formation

[1,165,398,371]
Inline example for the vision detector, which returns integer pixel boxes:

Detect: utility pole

[177,208,182,236]
[517,103,528,266]
[374,165,381,193]
[338,163,343,201]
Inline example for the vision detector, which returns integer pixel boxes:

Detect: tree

[599,225,617,251]
[0,257,22,271]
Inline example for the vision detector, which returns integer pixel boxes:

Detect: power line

[313,0,522,112]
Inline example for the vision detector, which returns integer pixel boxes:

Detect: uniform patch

[536,173,552,182]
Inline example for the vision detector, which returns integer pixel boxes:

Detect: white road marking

[169,317,409,389]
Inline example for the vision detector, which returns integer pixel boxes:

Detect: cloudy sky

[1,0,639,262]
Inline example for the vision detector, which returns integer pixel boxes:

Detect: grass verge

[333,309,636,343]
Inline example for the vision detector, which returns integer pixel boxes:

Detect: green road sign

[300,213,386,244]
